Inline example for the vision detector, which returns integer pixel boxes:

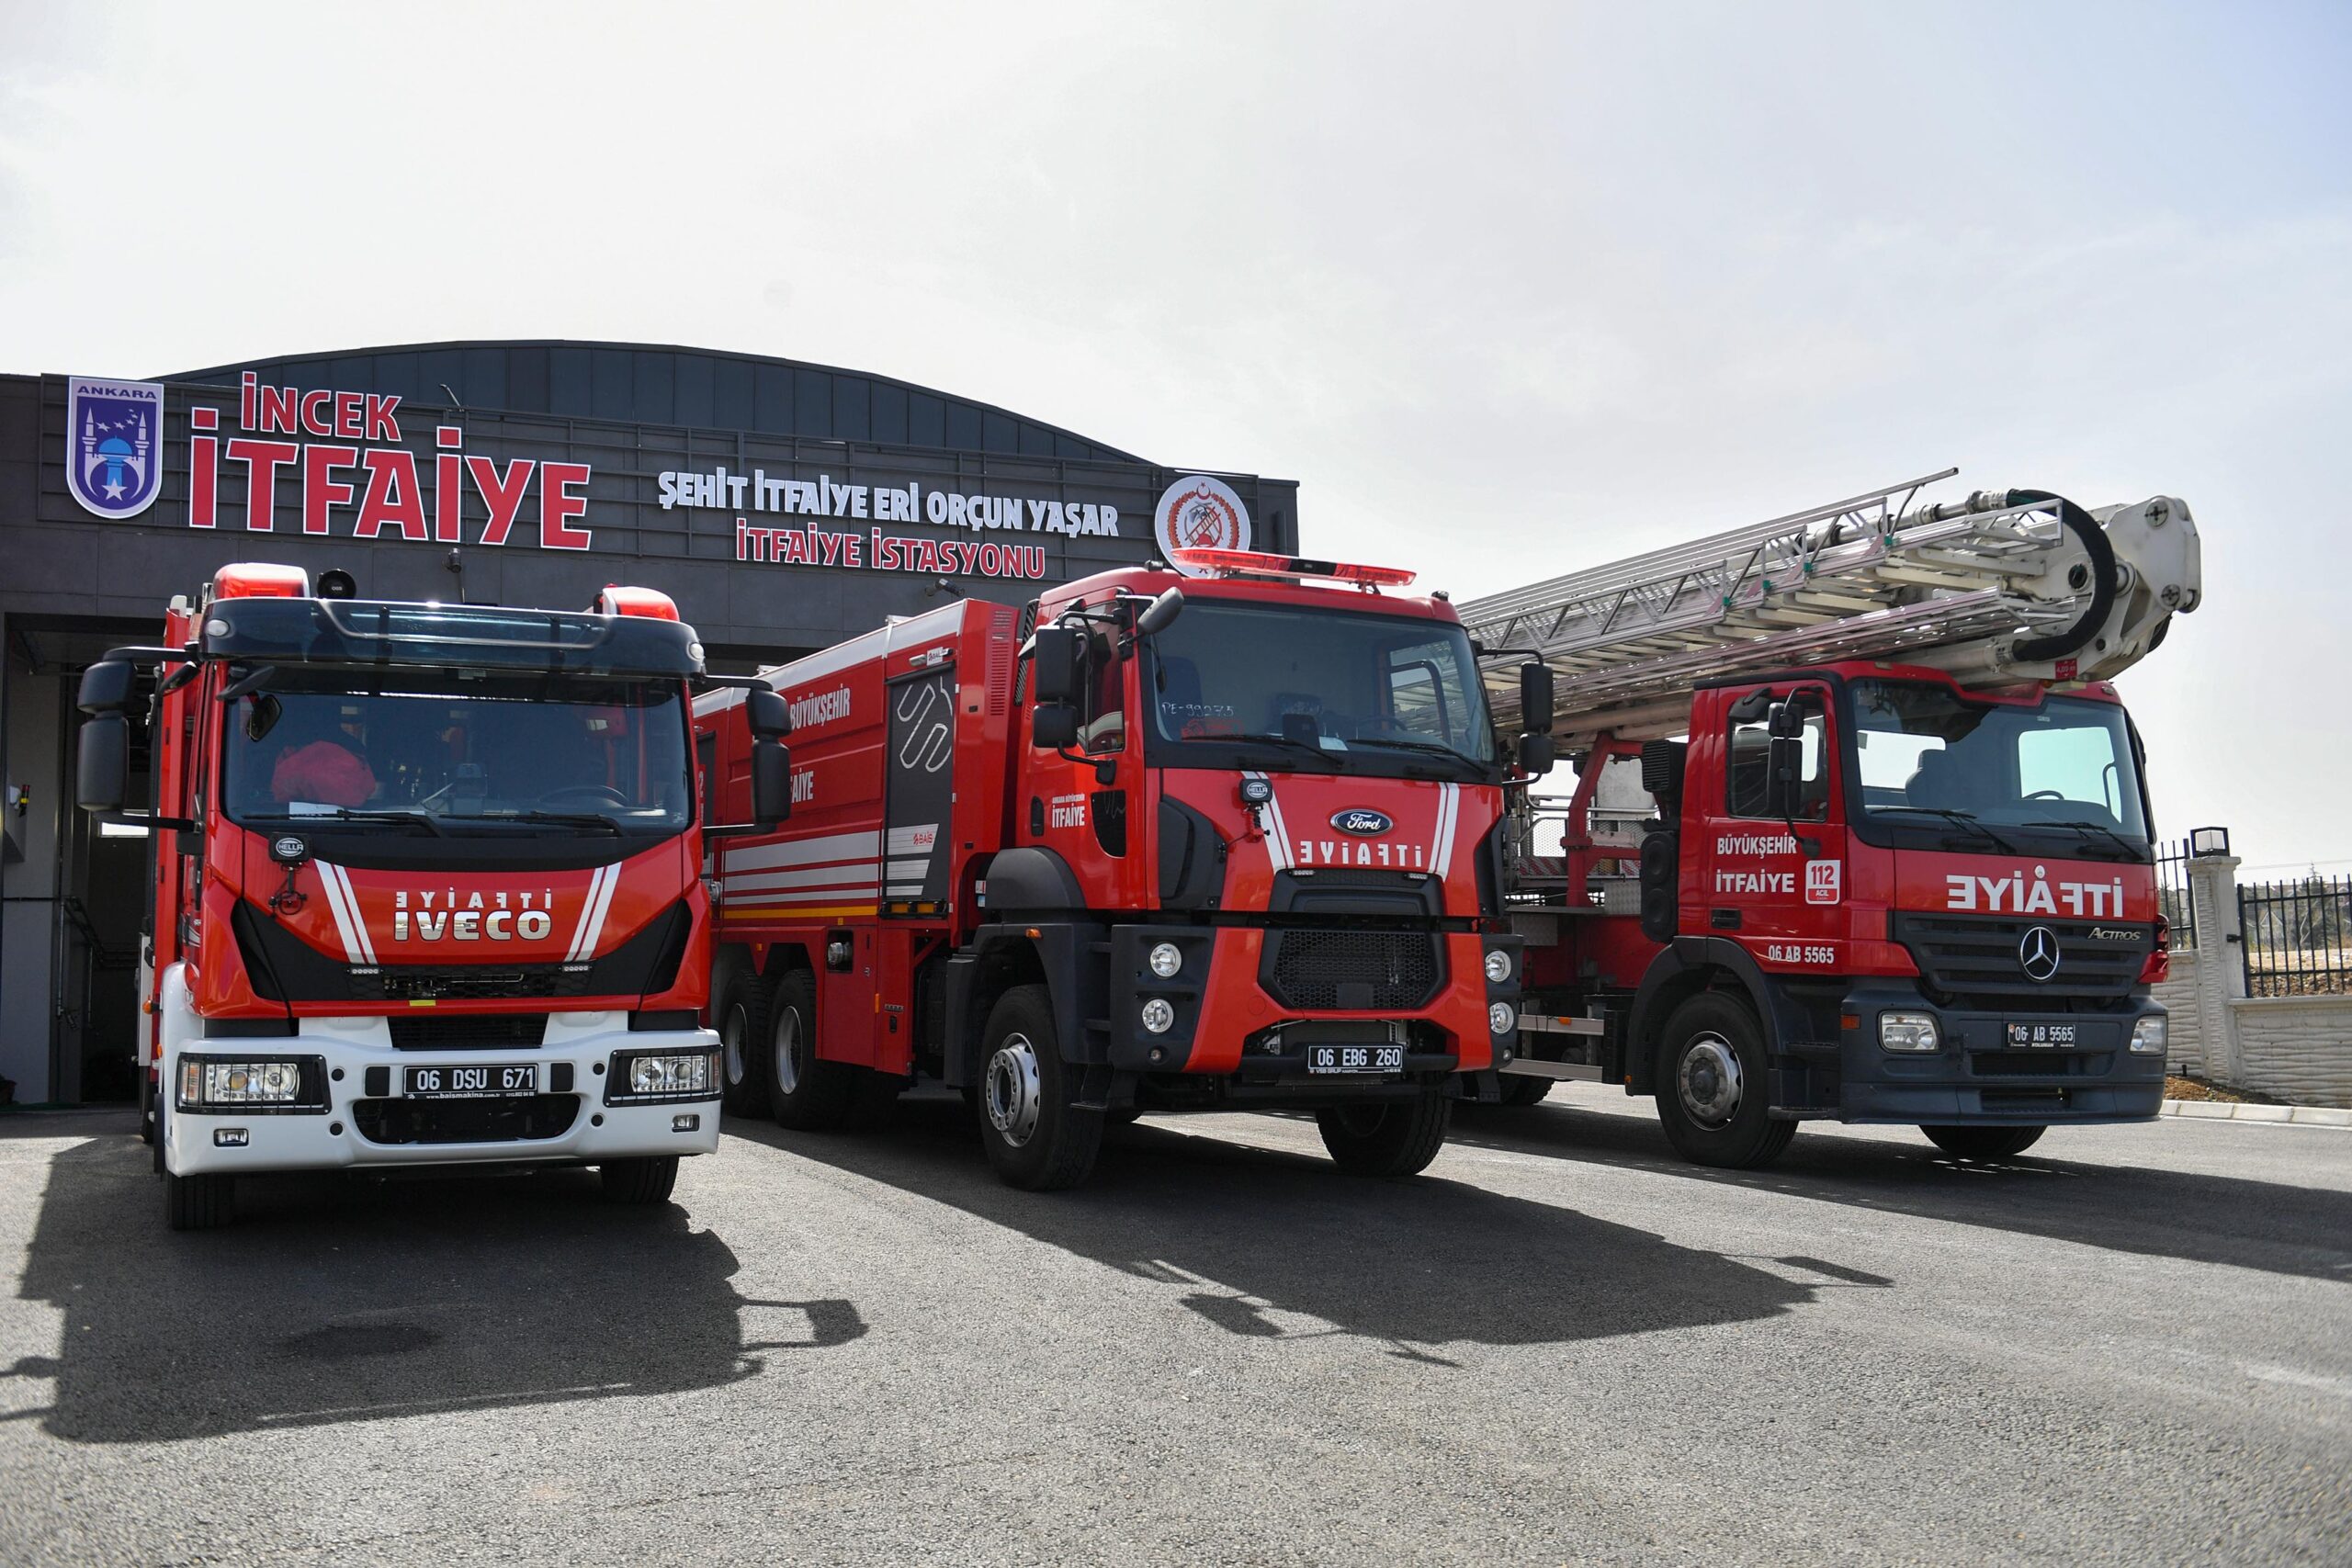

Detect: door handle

[1710,908,1741,931]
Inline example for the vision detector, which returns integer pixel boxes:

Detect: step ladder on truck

[1461,471,2203,1167]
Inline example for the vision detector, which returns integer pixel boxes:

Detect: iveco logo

[2018,925,2062,983]
[1329,808,1393,836]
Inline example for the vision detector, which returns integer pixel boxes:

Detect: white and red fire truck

[77,563,789,1227]
[695,548,1547,1189]
[1464,475,2202,1166]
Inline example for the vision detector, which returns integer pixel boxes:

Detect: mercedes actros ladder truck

[1463,470,2202,1167]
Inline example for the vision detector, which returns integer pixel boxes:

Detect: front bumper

[1829,981,2166,1124]
[162,1016,722,1178]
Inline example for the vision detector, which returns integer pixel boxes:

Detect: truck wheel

[1920,1124,2046,1161]
[717,971,772,1119]
[164,1170,235,1231]
[1499,1075,1554,1108]
[1653,993,1795,1169]
[599,1156,681,1204]
[978,985,1102,1190]
[766,970,853,1130]
[1317,1092,1452,1177]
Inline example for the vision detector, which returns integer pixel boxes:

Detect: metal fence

[2240,871,2352,997]
[2155,836,2198,949]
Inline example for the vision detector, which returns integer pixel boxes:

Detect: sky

[2,1,2346,875]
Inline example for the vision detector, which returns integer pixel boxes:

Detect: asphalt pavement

[1,1087,2346,1565]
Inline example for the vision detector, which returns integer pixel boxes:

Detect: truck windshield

[220,669,693,833]
[1142,601,1493,774]
[1849,679,2151,851]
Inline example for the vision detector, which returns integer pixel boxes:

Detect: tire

[766,970,853,1130]
[1499,1075,1554,1108]
[977,985,1102,1190]
[1653,992,1796,1169]
[1317,1092,1452,1178]
[1920,1124,2046,1161]
[716,970,772,1119]
[599,1155,681,1204]
[164,1169,235,1231]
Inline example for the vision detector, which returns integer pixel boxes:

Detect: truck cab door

[1695,682,1849,969]
[1022,623,1142,908]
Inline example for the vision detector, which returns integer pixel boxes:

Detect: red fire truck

[695,549,1548,1189]
[77,563,789,1228]
[1463,477,2202,1166]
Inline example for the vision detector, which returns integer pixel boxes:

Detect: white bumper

[157,967,721,1178]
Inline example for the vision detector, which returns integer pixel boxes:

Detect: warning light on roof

[595,585,681,620]
[1170,548,1417,588]
[210,563,309,601]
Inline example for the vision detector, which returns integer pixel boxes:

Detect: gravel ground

[0,1088,2346,1565]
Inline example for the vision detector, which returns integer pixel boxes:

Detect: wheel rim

[985,1033,1044,1147]
[772,1005,803,1095]
[722,1002,750,1088]
[1676,1032,1743,1127]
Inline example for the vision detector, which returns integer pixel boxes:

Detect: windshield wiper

[2031,818,2146,862]
[1872,805,2018,853]
[494,810,626,835]
[1345,736,1484,769]
[251,807,445,837]
[1228,733,1346,770]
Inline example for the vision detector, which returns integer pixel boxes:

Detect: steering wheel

[539,784,631,808]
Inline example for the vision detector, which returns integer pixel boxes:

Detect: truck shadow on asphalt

[1445,1102,2352,1282]
[3,1126,864,1444]
[736,1099,1871,1360]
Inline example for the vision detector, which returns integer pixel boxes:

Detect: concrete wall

[2229,998,2352,1108]
[2159,843,2352,1107]
[2155,949,2205,1076]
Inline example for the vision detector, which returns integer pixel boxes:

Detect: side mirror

[1764,734,1802,819]
[77,659,135,716]
[1031,625,1080,705]
[746,686,791,739]
[1517,732,1557,777]
[1135,587,1184,638]
[1032,703,1078,751]
[750,738,792,825]
[78,714,129,811]
[1519,662,1555,735]
[1766,698,1803,739]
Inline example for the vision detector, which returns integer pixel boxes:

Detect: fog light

[1140,998,1176,1034]
[1148,942,1183,979]
[1484,948,1512,985]
[1239,776,1272,805]
[1488,1001,1515,1036]
[2130,1015,2168,1055]
[624,1053,713,1096]
[1879,1012,1940,1053]
[183,1059,304,1105]
[213,1128,250,1147]
[672,1113,702,1133]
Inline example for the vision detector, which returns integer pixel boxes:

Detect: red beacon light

[1170,548,1417,590]
[595,584,681,621]
[209,562,310,601]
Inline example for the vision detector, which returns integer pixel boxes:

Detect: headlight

[608,1050,718,1101]
[1879,1012,1940,1053]
[1488,1001,1516,1036]
[1484,948,1512,985]
[2130,1015,2168,1055]
[181,1058,308,1106]
[1148,942,1183,979]
[1140,998,1176,1034]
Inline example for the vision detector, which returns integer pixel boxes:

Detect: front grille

[1261,928,1442,1010]
[356,965,593,1002]
[387,1014,550,1052]
[1970,1052,2111,1077]
[350,1093,578,1145]
[1981,1089,2070,1112]
[1893,914,2151,1005]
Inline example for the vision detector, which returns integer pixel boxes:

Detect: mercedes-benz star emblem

[2018,925,2062,983]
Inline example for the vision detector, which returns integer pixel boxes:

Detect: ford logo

[1329,808,1392,836]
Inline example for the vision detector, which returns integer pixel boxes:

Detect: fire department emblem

[64,378,165,520]
[1155,474,1253,577]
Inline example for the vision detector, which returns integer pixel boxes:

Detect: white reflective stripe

[721,830,883,874]
[884,826,939,856]
[884,884,924,897]
[342,866,380,964]
[722,863,882,894]
[1430,784,1460,878]
[729,886,881,905]
[315,863,368,965]
[1245,773,1291,872]
[885,858,930,879]
[566,864,619,963]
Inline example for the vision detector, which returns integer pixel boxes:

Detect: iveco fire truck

[78,563,788,1228]
[695,549,1545,1190]
[1463,473,2201,1167]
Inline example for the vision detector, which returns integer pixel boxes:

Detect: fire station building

[0,341,1298,1105]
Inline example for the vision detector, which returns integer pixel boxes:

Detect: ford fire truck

[1462,473,2201,1167]
[695,549,1547,1189]
[77,563,788,1228]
